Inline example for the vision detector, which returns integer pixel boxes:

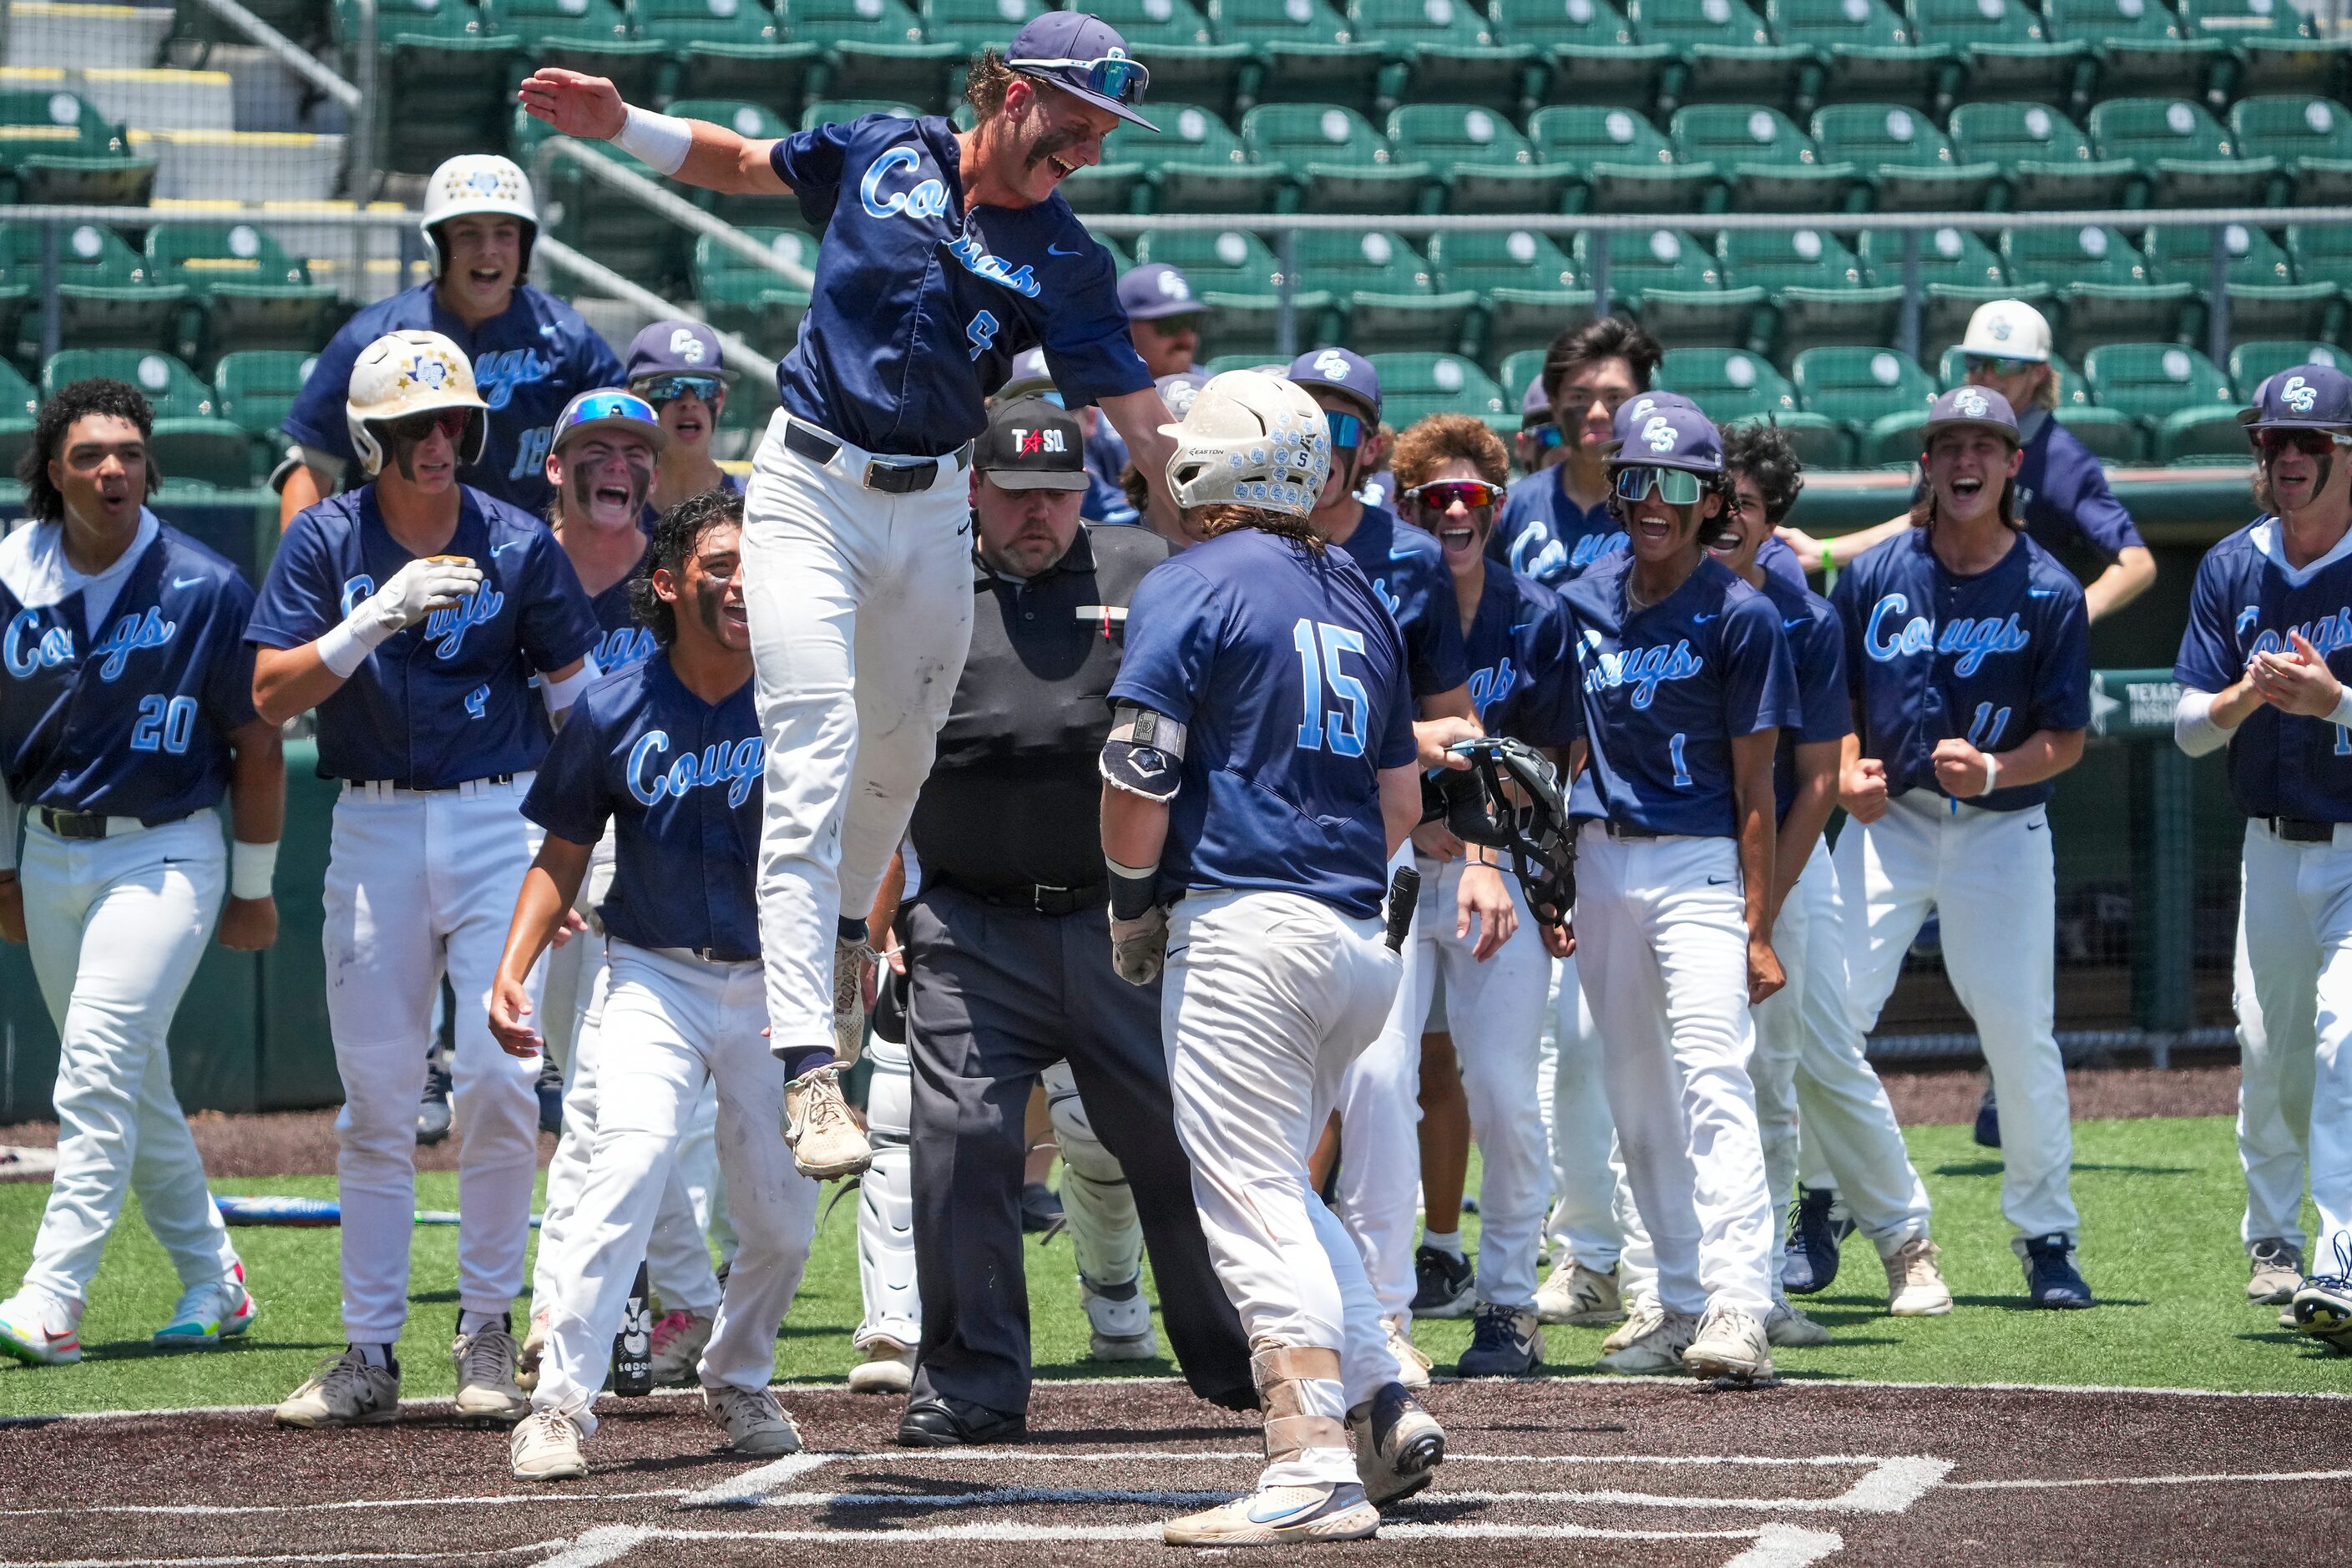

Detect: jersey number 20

[129,695,197,755]
[1292,619,1370,758]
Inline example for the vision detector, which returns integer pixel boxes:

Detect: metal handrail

[184,0,362,111]
[1078,205,2352,235]
[532,137,817,292]
[534,235,776,382]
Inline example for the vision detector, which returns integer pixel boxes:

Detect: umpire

[896,395,1254,1444]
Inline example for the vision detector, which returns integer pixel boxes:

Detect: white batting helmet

[1158,370,1331,518]
[420,154,538,278]
[346,330,491,478]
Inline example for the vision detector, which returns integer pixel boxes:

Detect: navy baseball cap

[1156,368,1210,417]
[1607,392,1720,474]
[1118,262,1197,321]
[1006,13,1158,133]
[2248,364,2352,432]
[1920,383,2020,445]
[1520,374,1550,426]
[551,388,669,455]
[623,319,729,385]
[1287,347,1381,418]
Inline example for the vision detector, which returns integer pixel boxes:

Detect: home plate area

[7,1379,2352,1566]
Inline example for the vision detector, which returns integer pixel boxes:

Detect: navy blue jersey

[583,539,657,677]
[0,515,257,823]
[1753,570,1851,826]
[282,282,625,517]
[1490,468,1808,591]
[2016,411,2146,563]
[1460,566,1579,746]
[247,486,602,787]
[524,654,761,959]
[768,114,1151,458]
[1083,419,1140,527]
[1110,529,1417,919]
[1560,553,1798,837]
[1831,527,2090,813]
[2175,517,2352,822]
[1333,505,1469,699]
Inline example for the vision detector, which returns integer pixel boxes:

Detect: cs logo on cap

[670,328,707,364]
[2284,376,2319,414]
[1955,387,1990,417]
[1159,271,1191,301]
[1642,414,1678,453]
[1990,318,2012,341]
[1313,349,1352,381]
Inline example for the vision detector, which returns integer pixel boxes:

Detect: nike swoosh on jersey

[1782,616,1808,630]
[1389,540,1419,559]
[489,540,525,556]
[1509,622,1535,635]
[2027,588,2055,597]
[1693,613,1719,623]
[1047,242,1082,258]
[170,575,203,589]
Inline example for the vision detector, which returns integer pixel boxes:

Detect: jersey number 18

[1292,619,1370,758]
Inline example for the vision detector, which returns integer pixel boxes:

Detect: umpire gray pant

[904,883,1257,1416]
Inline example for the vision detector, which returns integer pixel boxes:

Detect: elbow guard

[1100,703,1186,802]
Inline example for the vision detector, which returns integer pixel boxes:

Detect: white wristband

[1979,752,2000,796]
[230,840,278,902]
[2329,686,2352,730]
[540,655,599,717]
[615,104,695,176]
[316,609,394,679]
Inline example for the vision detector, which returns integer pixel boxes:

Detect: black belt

[37,808,190,840]
[782,419,973,496]
[2268,816,2339,844]
[1602,820,1659,841]
[934,875,1109,916]
[348,773,516,793]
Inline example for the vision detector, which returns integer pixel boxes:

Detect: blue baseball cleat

[2022,1234,2092,1308]
[1781,1186,1853,1296]
[1973,1083,2001,1149]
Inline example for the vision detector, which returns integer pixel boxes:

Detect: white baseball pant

[1836,792,2077,1248]
[1572,824,1775,1320]
[1787,838,1934,1255]
[1164,889,1401,1490]
[1044,1057,1146,1297]
[322,780,548,1344]
[2229,820,2352,1257]
[741,413,975,1058]
[1332,841,1429,1328]
[533,942,820,1428]
[853,1028,921,1351]
[1539,951,1626,1272]
[16,815,240,1310]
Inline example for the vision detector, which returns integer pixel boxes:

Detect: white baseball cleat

[276,1347,401,1427]
[847,1338,918,1393]
[1764,1297,1832,1348]
[152,1262,256,1350]
[1082,1281,1160,1362]
[452,1317,529,1424]
[1382,1315,1432,1390]
[649,1309,716,1385]
[510,1409,589,1481]
[516,1308,550,1393]
[1164,1482,1380,1546]
[1684,1304,1775,1383]
[1535,1260,1623,1326]
[1347,1382,1446,1505]
[1594,1306,1699,1373]
[1884,1237,1955,1317]
[705,1383,803,1456]
[783,1062,873,1180]
[0,1289,81,1366]
[2248,1239,2304,1307]
[1598,1297,1657,1356]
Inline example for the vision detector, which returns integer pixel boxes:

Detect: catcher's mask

[1422,736,1577,927]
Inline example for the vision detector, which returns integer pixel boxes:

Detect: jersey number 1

[129,695,196,755]
[1292,619,1370,758]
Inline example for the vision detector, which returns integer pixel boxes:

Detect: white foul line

[1944,1467,2352,1491]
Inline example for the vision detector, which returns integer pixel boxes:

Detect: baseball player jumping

[0,378,283,1366]
[519,12,1187,1181]
[494,488,821,1478]
[1829,386,2094,1310]
[2173,364,2352,1340]
[1103,370,1437,1545]
[251,331,602,1427]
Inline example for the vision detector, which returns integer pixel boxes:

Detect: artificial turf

[0,1114,2341,1419]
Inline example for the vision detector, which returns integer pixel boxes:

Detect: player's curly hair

[1391,413,1509,492]
[1719,422,1805,527]
[17,377,158,522]
[1541,316,1661,405]
[1186,503,1324,550]
[630,485,745,646]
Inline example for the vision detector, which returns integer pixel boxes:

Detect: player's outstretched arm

[489,834,595,1057]
[518,68,790,196]
[1730,728,1784,1006]
[2083,545,2156,623]
[1778,513,1908,576]
[217,716,285,952]
[1098,388,1186,544]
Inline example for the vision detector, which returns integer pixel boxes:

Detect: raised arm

[518,68,791,195]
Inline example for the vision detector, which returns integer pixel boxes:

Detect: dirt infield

[0,1064,2243,1181]
[1,1374,2343,1566]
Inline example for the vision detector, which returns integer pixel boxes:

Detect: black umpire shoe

[1781,1186,1854,1296]
[1019,1181,1064,1235]
[1411,1246,1475,1318]
[898,1394,1027,1447]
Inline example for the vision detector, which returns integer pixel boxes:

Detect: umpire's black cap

[975,395,1090,492]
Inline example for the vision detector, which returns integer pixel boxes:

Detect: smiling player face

[1924,429,2022,526]
[1623,483,1711,569]
[550,431,658,532]
[435,215,522,322]
[1409,458,1500,578]
[996,76,1121,206]
[659,519,751,657]
[1708,472,1770,576]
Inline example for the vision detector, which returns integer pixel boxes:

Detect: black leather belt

[37,808,190,840]
[782,419,973,495]
[936,876,1109,916]
[349,773,515,793]
[2268,816,2339,843]
[1603,820,1659,841]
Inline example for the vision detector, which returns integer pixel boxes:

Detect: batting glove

[1110,906,1169,987]
[319,555,484,676]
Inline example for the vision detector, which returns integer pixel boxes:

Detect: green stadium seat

[1497,0,1677,110]
[2086,95,2275,205]
[799,98,923,129]
[214,350,319,438]
[2287,222,2352,301]
[0,357,36,422]
[1855,224,2036,351]
[667,99,805,225]
[1670,104,1855,210]
[2180,0,2352,98]
[923,0,1050,52]
[2230,339,2344,398]
[2081,339,2233,424]
[2054,403,2144,462]
[1241,102,1433,212]
[2002,223,2192,352]
[1369,352,1510,425]
[1720,226,1904,355]
[1143,103,1284,211]
[798,0,953,112]
[1530,104,1717,211]
[1388,104,1573,212]
[43,348,254,487]
[488,0,665,104]
[1791,345,1938,443]
[1426,228,1594,363]
[1211,0,1386,115]
[1948,99,2135,208]
[692,226,816,344]
[144,222,342,364]
[0,221,187,357]
[1767,0,1954,107]
[1133,226,1334,355]
[1657,345,1799,422]
[0,89,156,206]
[2144,221,2337,341]
[1858,406,1930,464]
[1353,0,1538,111]
[1731,411,1856,468]
[2043,0,2226,100]
[341,0,522,175]
[1907,0,2091,109]
[1296,230,1477,353]
[639,0,817,118]
[1201,352,1282,374]
[1577,226,1766,348]
[1631,0,1813,109]
[1811,103,1998,209]
[2231,94,2352,204]
[1497,346,1553,403]
[1085,0,1252,118]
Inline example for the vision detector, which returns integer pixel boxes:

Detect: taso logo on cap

[1642,414,1678,453]
[2284,376,2319,415]
[670,328,708,364]
[1313,349,1352,381]
[1014,427,1068,455]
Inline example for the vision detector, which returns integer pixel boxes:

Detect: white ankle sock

[1424,1229,1464,1259]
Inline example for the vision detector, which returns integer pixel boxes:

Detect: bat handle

[1384,866,1420,952]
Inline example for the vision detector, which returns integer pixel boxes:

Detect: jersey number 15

[1292,619,1371,758]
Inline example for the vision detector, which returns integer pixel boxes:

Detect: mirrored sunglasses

[560,391,660,432]
[2257,427,2349,458]
[1324,410,1363,452]
[387,408,473,443]
[1612,465,1705,507]
[1010,53,1151,105]
[1965,354,2039,378]
[635,374,724,407]
[1528,423,1564,449]
[1405,479,1505,512]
